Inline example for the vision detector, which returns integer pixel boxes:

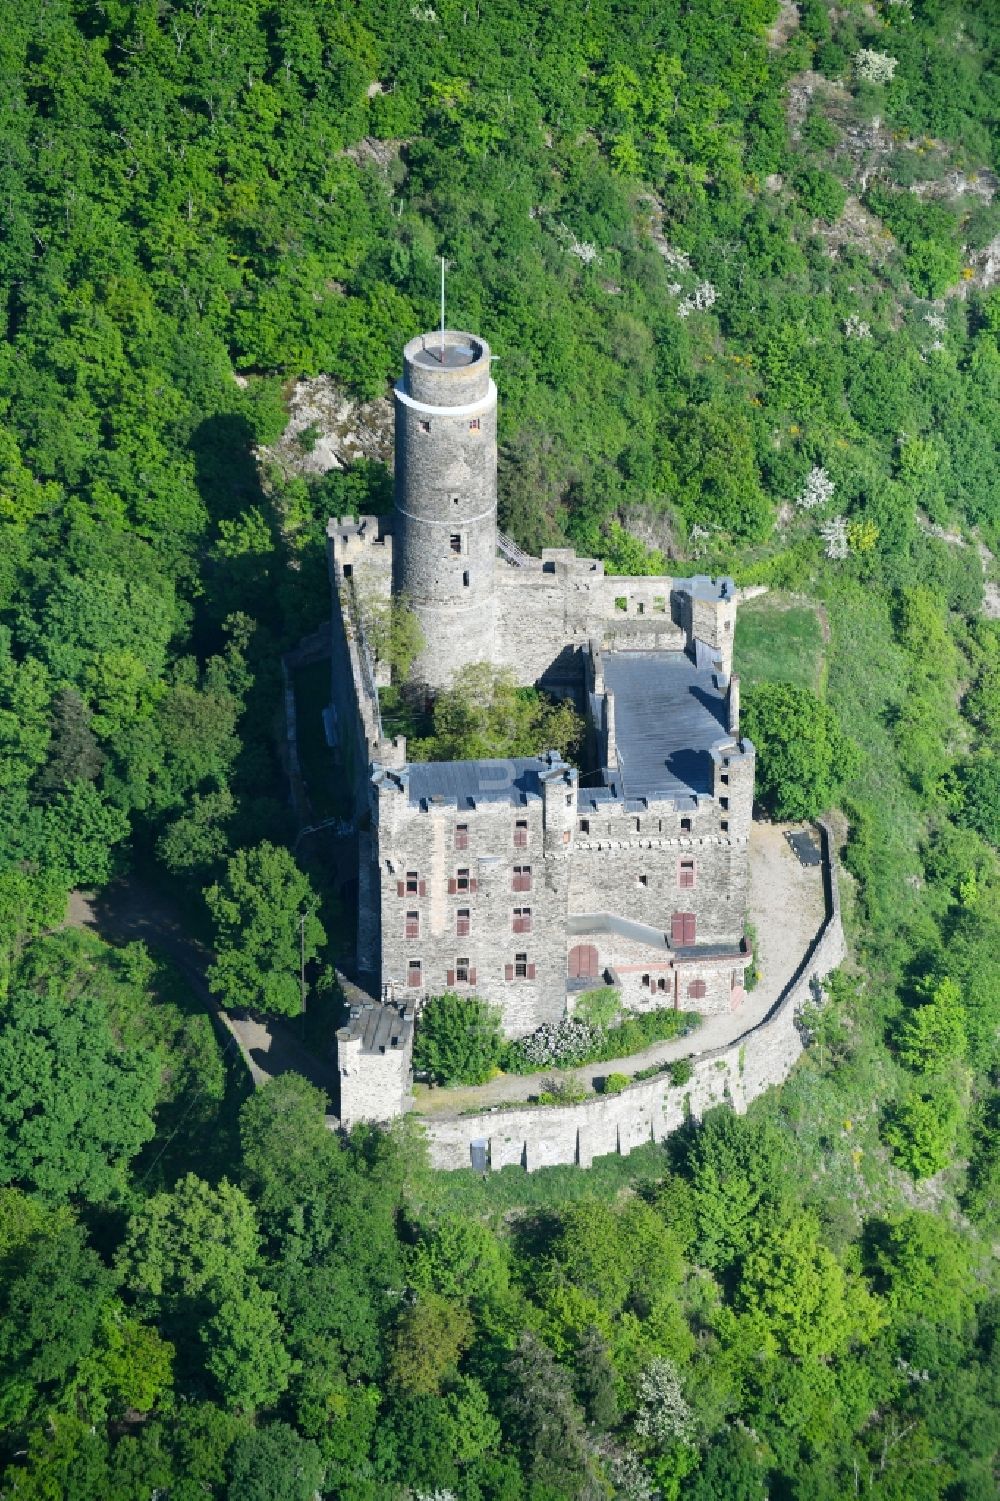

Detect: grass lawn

[292,658,353,819]
[403,1132,674,1220]
[734,595,826,694]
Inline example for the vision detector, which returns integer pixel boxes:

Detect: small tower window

[405,911,419,939]
[454,823,469,850]
[513,820,528,848]
[513,906,532,934]
[407,958,422,987]
[455,957,470,984]
[579,817,590,833]
[679,857,696,889]
[512,865,531,892]
[456,907,470,937]
[463,570,470,587]
[688,979,707,999]
[449,534,462,554]
[469,417,480,431]
[680,817,692,832]
[418,420,430,434]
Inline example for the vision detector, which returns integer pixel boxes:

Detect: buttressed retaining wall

[420,820,846,1172]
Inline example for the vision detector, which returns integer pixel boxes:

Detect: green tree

[204,1286,293,1414]
[736,1212,883,1359]
[413,992,505,1086]
[898,975,966,1072]
[881,1078,964,1179]
[955,756,1000,847]
[866,1211,975,1333]
[225,1424,325,1501]
[500,1331,597,1499]
[118,1174,261,1315]
[205,842,325,1016]
[0,1225,117,1428]
[743,682,859,820]
[0,951,159,1201]
[684,1106,786,1270]
[388,1292,473,1396]
[412,664,583,762]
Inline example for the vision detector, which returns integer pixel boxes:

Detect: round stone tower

[394,329,497,688]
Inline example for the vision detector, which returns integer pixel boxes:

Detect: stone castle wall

[418,820,846,1172]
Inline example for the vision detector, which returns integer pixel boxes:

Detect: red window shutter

[447,878,457,895]
[526,962,536,980]
[418,880,427,897]
[505,964,514,981]
[446,969,455,986]
[469,878,478,893]
[396,881,405,897]
[670,913,684,945]
[469,968,477,986]
[684,913,696,944]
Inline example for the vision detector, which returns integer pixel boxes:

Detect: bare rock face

[260,375,394,481]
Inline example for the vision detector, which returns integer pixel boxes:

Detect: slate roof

[602,651,729,800]
[405,757,549,809]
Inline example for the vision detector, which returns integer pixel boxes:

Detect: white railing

[497,531,530,567]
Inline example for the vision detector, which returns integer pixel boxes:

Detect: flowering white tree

[605,1447,655,1500]
[677,281,716,318]
[633,1358,694,1447]
[797,466,836,510]
[820,515,850,560]
[855,49,898,84]
[844,314,872,339]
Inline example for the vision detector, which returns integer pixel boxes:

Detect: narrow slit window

[463,570,470,587]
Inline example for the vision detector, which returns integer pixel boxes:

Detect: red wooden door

[671,912,696,945]
[568,944,599,979]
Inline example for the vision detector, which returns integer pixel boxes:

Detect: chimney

[728,673,740,736]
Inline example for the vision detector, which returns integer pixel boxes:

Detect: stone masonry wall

[494,561,736,687]
[418,820,845,1171]
[374,773,574,1035]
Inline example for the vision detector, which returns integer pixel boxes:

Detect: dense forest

[1,0,1000,1496]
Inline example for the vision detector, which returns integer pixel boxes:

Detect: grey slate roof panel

[405,757,547,808]
[602,651,728,799]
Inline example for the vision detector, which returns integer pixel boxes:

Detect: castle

[329,329,756,1125]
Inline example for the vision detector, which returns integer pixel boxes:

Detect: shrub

[504,1009,699,1074]
[603,1072,630,1095]
[668,1059,694,1087]
[793,165,847,223]
[573,987,621,1028]
[413,993,505,1086]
